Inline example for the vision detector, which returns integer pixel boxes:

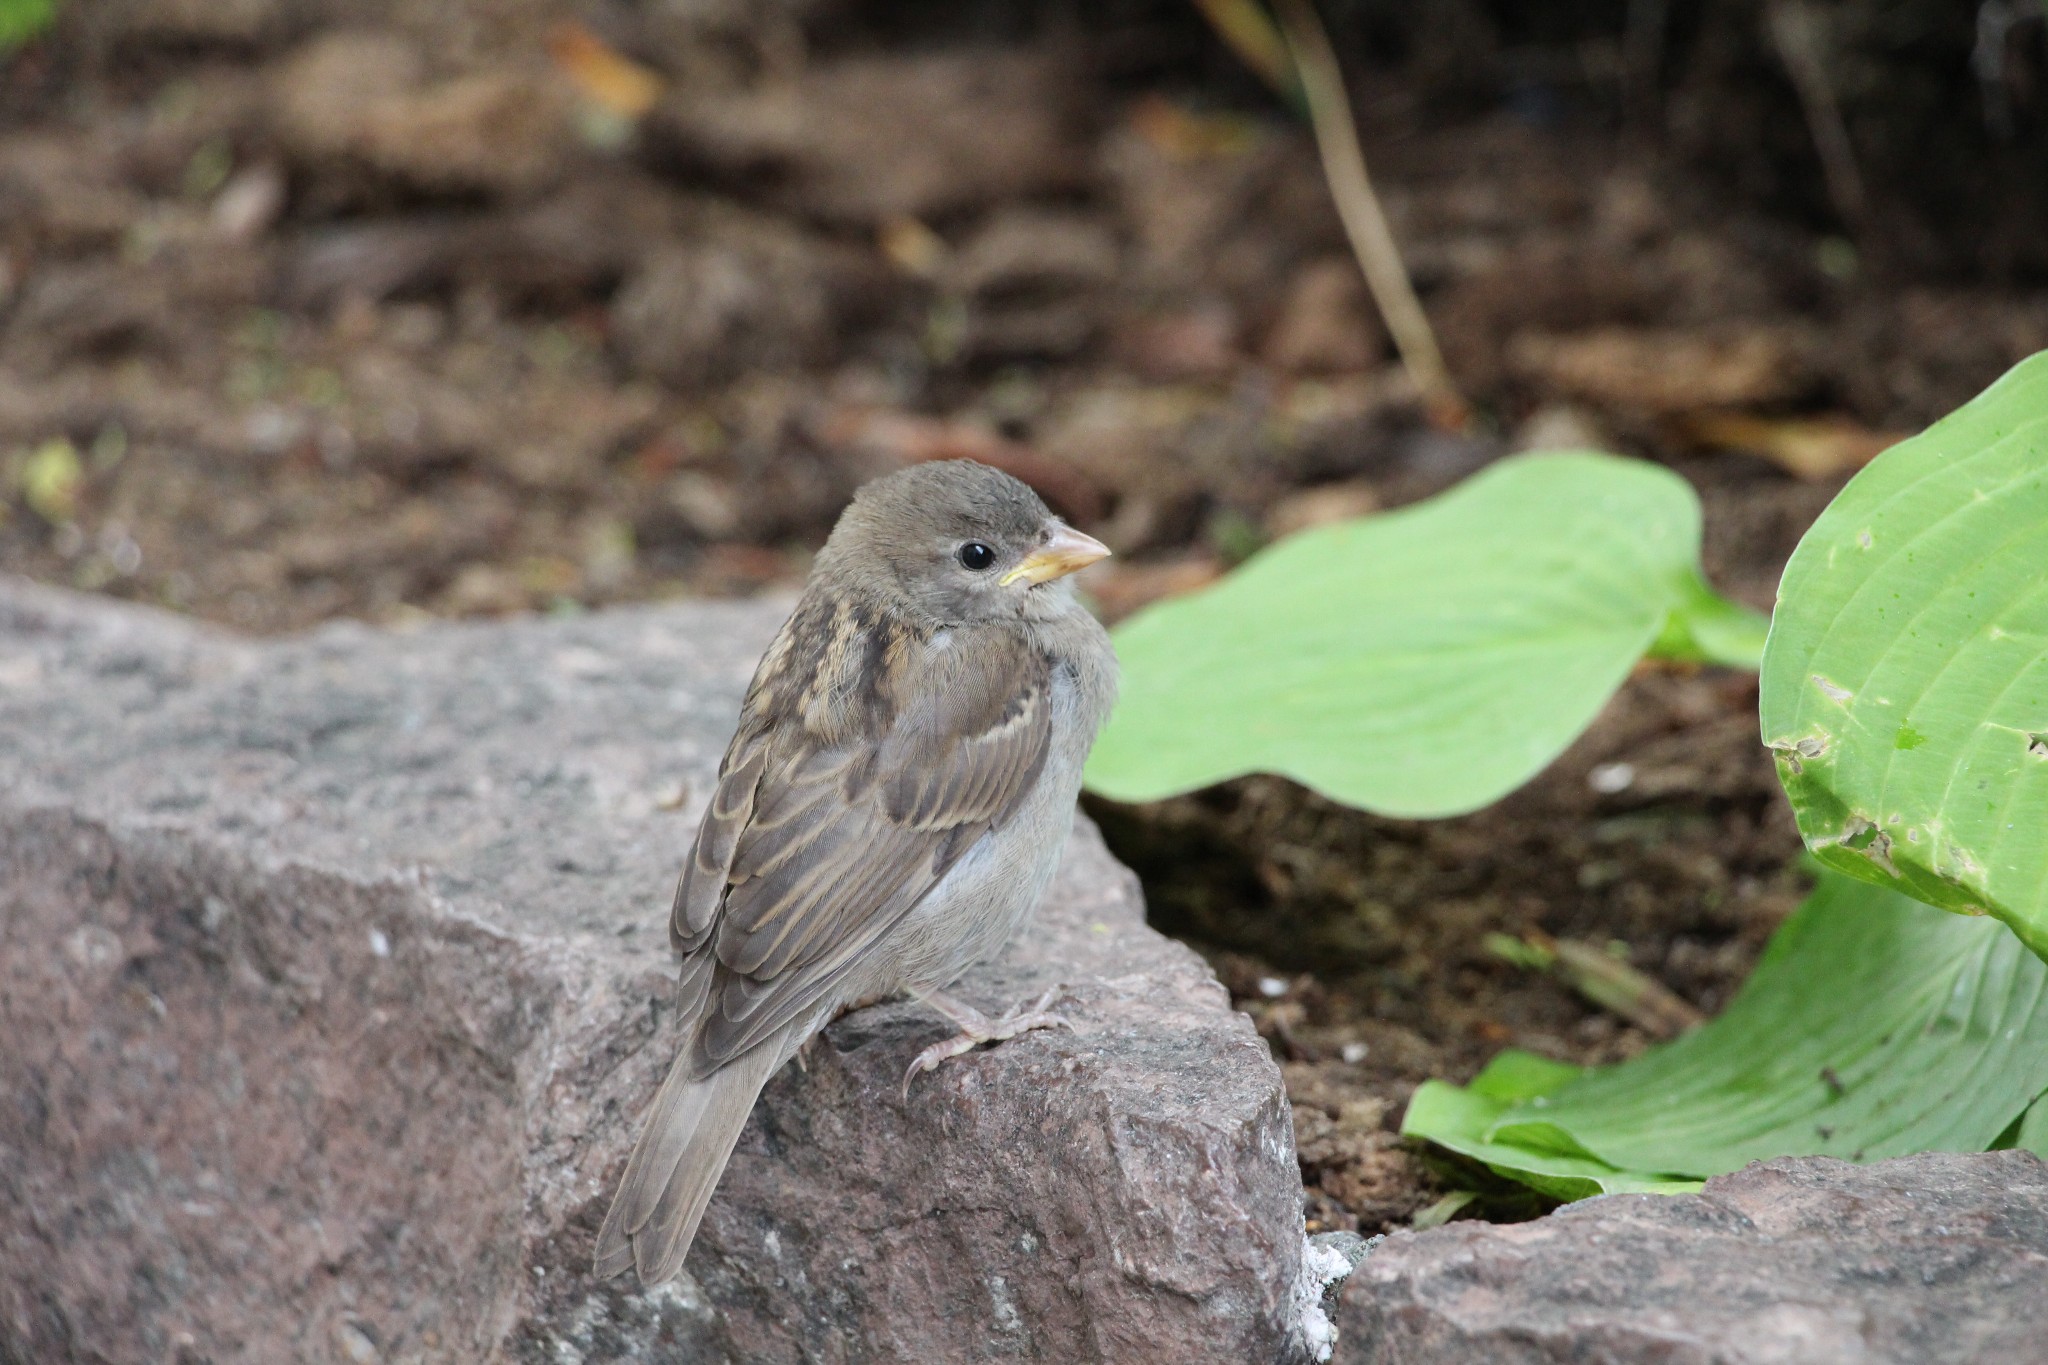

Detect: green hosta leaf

[2013,1095,2048,1158]
[1401,1052,1702,1200]
[1408,1189,1480,1228]
[1649,570,1770,669]
[1760,352,2048,958]
[1086,452,1764,817]
[1403,871,2048,1197]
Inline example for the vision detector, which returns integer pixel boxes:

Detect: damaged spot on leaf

[2028,733,2048,758]
[1827,816,1899,877]
[1812,674,1853,705]
[1767,732,1829,774]
[1947,844,1986,882]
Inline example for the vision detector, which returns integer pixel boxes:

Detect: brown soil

[4,0,2042,1235]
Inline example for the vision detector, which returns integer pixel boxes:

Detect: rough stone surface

[0,580,1308,1363]
[1338,1149,2048,1365]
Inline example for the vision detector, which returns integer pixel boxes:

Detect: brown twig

[1270,0,1468,429]
[1537,931,1705,1039]
[1765,1,1868,235]
[1621,0,1670,130]
[1494,929,1705,1040]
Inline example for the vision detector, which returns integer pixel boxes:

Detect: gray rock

[1338,1149,2048,1365]
[0,580,1309,1363]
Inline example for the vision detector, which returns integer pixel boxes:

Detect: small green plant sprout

[0,0,55,51]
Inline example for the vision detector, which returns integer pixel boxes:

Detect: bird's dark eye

[957,541,997,571]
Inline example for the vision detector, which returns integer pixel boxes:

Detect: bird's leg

[791,1031,820,1073]
[901,985,1071,1097]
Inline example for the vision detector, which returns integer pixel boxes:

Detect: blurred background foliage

[4,0,2046,1235]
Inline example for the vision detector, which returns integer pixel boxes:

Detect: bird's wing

[668,593,1053,1074]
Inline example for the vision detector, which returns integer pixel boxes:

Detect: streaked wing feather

[879,673,1048,829]
[677,619,1053,1075]
[673,949,717,1020]
[671,736,767,953]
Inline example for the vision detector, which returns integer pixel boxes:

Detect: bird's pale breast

[866,615,1114,995]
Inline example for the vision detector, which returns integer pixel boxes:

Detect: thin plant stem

[1271,0,1467,428]
[1189,0,1300,102]
[1765,0,1868,234]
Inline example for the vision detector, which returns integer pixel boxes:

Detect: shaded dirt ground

[5,0,2046,1235]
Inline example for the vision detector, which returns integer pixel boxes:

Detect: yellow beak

[1000,522,1112,587]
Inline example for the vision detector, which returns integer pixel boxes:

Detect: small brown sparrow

[595,459,1118,1285]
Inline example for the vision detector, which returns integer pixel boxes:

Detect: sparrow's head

[822,460,1110,626]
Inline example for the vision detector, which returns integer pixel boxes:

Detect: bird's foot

[901,985,1071,1098]
[791,1029,823,1074]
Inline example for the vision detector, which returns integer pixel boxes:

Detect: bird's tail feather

[593,1025,790,1284]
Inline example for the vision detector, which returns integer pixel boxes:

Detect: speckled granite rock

[0,579,1309,1364]
[1337,1149,2048,1365]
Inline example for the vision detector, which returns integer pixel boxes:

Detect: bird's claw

[900,985,1074,1099]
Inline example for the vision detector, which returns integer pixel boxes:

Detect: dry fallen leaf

[1682,411,1903,481]
[1509,324,1813,414]
[547,22,663,120]
[1127,93,1265,161]
[877,216,948,279]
